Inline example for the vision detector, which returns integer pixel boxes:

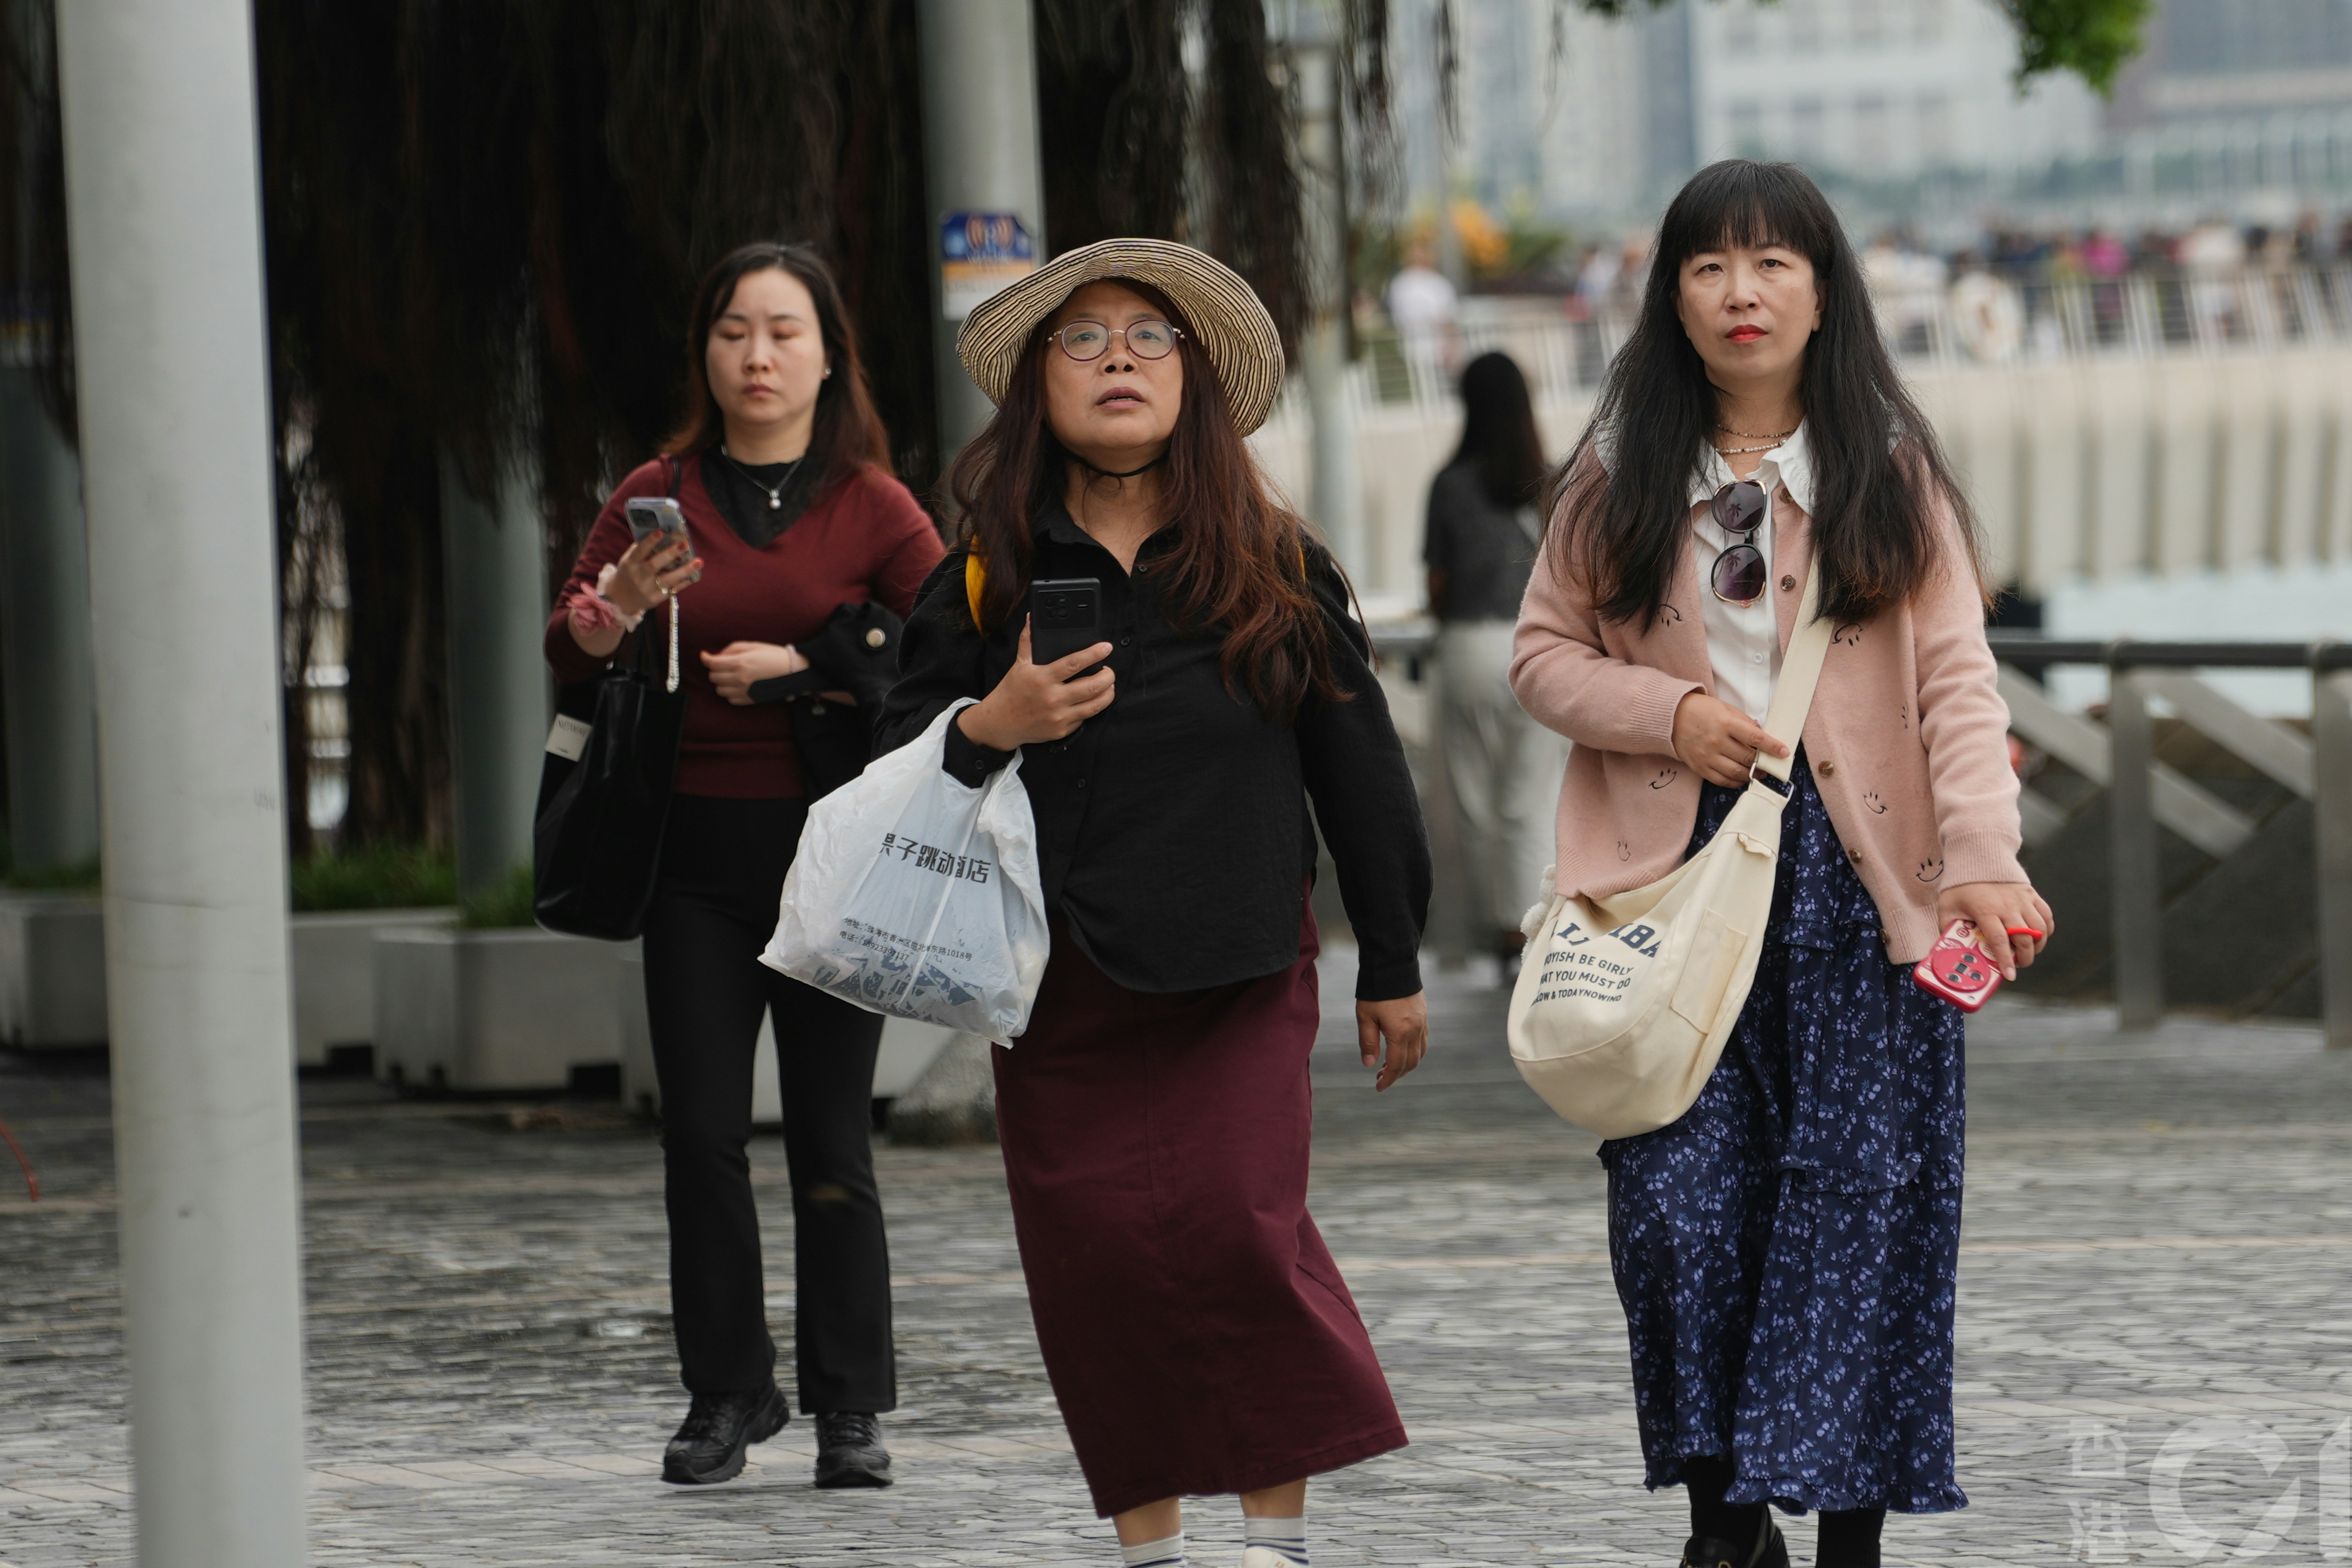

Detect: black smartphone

[624,495,686,544]
[1029,577,1104,669]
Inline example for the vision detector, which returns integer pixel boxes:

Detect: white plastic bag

[763,700,1048,1041]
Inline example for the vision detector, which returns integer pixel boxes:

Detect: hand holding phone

[1028,577,1104,670]
[625,496,685,543]
[955,617,1115,751]
[1913,918,2002,1012]
[606,497,699,617]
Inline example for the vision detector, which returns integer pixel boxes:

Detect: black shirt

[703,446,821,547]
[876,506,1430,1001]
[1422,459,1540,622]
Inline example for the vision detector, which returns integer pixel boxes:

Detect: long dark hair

[945,279,1344,720]
[1453,351,1546,507]
[662,242,893,487]
[1550,161,1981,629]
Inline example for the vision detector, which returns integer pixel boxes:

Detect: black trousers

[641,794,896,1411]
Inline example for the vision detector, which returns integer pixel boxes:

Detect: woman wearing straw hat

[878,239,1431,1568]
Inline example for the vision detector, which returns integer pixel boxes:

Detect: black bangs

[1655,160,1841,277]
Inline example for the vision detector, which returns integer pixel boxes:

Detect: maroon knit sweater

[546,454,944,798]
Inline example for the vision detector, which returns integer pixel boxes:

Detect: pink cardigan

[1510,476,2026,965]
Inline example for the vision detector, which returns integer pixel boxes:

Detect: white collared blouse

[1685,422,1814,724]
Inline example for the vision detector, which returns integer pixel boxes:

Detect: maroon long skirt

[992,899,1408,1518]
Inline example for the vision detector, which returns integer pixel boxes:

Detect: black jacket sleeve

[877,550,1016,787]
[1295,544,1431,1002]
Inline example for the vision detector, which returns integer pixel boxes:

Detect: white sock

[1245,1516,1309,1566]
[1120,1531,1185,1568]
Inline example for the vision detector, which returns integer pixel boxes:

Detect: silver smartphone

[624,495,685,543]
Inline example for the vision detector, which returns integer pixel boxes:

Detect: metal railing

[1270,263,2352,428]
[1368,621,2352,1045]
[1987,634,2352,1044]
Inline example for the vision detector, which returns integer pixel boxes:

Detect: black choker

[1078,454,1165,481]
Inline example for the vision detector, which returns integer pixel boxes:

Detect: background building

[1386,0,2352,240]
[1686,0,2102,185]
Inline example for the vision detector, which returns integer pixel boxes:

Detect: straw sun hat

[955,238,1285,436]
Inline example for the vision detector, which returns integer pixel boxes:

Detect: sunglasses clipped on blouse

[1708,479,1770,606]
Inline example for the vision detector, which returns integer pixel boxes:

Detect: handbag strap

[1751,558,1833,785]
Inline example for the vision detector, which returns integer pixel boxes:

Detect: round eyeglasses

[1053,318,1183,363]
[1708,480,1770,606]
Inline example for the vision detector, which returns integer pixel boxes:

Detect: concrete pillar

[440,449,549,896]
[54,0,309,1563]
[917,0,1047,456]
[897,0,1045,1144]
[0,367,100,872]
[1287,6,1366,576]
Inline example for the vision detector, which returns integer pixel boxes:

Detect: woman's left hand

[1357,993,1429,1092]
[702,641,803,705]
[1937,881,2056,981]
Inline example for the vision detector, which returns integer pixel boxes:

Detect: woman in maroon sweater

[546,243,942,1490]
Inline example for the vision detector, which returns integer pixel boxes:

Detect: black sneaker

[661,1382,789,1485]
[1680,1512,1788,1568]
[811,1410,894,1488]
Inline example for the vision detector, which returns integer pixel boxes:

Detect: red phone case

[1912,918,2002,1012]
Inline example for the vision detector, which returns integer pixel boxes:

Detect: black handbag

[532,465,690,941]
[749,599,904,803]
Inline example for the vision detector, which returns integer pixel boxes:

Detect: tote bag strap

[1751,558,1834,786]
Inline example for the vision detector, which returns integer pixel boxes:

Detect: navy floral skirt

[1600,750,1967,1515]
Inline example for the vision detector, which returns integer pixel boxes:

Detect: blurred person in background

[2080,228,2130,342]
[1423,351,1562,976]
[1516,159,2049,1568]
[1948,253,2022,364]
[2179,216,2246,341]
[548,241,942,1491]
[1388,232,1459,394]
[882,239,1431,1568]
[2079,228,2127,279]
[1577,240,1622,315]
[1571,242,1622,381]
[1860,232,1943,358]
[1609,233,1654,315]
[2293,209,2328,264]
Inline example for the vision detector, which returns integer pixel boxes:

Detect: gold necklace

[1712,438,1787,455]
[1715,421,1797,440]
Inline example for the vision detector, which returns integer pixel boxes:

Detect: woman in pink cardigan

[1513,162,2053,1568]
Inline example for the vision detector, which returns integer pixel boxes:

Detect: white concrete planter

[373,927,631,1093]
[0,891,107,1049]
[614,947,954,1120]
[289,907,455,1067]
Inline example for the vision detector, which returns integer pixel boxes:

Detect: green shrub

[292,844,458,912]
[460,862,539,929]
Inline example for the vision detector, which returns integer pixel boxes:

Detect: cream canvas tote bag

[1506,562,1834,1138]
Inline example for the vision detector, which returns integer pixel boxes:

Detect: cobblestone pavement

[4,958,2351,1567]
